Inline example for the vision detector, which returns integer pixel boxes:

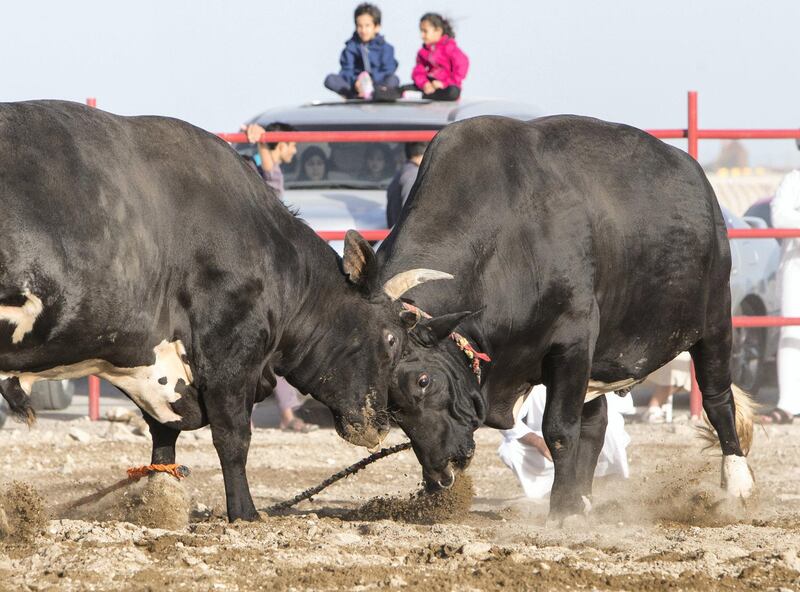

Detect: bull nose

[423,464,456,492]
[337,423,385,449]
[437,468,456,489]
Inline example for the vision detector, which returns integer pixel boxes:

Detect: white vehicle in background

[724,207,781,397]
[236,98,543,253]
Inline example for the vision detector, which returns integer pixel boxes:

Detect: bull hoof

[546,495,592,528]
[722,454,754,500]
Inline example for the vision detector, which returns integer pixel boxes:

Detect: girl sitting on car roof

[411,13,469,101]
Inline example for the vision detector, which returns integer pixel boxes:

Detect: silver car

[724,207,780,395]
[238,98,542,253]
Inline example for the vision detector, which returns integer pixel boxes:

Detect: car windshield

[283,142,403,190]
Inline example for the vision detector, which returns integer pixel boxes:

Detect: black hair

[420,12,454,38]
[297,146,329,181]
[362,143,395,179]
[263,122,297,150]
[405,142,427,160]
[354,3,381,26]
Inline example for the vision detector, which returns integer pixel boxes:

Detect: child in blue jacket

[324,3,399,100]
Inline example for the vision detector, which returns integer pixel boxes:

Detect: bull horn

[382,269,454,300]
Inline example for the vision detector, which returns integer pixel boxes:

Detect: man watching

[386,141,426,227]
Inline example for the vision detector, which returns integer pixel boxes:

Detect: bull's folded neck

[271,253,363,394]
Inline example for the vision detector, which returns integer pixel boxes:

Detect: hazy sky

[2,0,798,166]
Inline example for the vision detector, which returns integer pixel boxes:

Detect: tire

[0,398,7,429]
[28,380,76,411]
[730,303,766,394]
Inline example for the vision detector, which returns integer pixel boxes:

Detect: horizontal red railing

[223,128,800,145]
[220,130,438,144]
[732,316,800,328]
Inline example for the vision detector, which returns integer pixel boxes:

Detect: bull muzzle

[335,419,390,450]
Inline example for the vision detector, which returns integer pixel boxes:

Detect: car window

[286,142,403,190]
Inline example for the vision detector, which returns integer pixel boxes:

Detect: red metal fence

[83,93,800,420]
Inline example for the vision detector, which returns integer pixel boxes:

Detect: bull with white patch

[366,115,755,522]
[0,100,446,522]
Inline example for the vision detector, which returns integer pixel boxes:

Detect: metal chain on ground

[265,441,412,514]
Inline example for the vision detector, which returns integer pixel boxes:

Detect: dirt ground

[0,411,798,592]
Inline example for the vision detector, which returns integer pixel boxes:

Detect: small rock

[68,427,92,443]
[333,532,360,545]
[508,552,528,564]
[539,562,551,571]
[106,407,135,422]
[389,575,407,587]
[130,418,149,437]
[780,550,800,572]
[459,542,492,557]
[193,502,209,514]
[182,554,201,567]
[307,525,318,538]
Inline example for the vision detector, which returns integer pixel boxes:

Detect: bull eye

[417,373,430,389]
[386,333,396,347]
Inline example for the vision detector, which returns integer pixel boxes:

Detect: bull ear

[414,311,475,346]
[399,309,419,329]
[343,230,377,290]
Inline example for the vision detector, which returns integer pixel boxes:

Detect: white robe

[497,385,631,499]
[771,170,800,416]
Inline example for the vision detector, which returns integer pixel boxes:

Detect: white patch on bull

[584,378,638,402]
[0,290,43,344]
[0,339,193,424]
[722,454,754,499]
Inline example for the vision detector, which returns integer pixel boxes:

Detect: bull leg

[204,385,259,522]
[690,331,753,499]
[0,377,35,424]
[142,411,181,465]
[573,395,608,507]
[542,346,593,521]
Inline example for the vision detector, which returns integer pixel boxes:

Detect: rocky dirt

[0,411,798,591]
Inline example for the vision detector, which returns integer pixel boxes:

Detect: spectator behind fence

[297,146,329,182]
[639,352,691,423]
[360,143,395,182]
[324,3,399,100]
[764,168,800,424]
[386,141,426,227]
[411,13,469,101]
[245,122,298,197]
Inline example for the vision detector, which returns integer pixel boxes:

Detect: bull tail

[695,383,755,456]
[0,377,36,426]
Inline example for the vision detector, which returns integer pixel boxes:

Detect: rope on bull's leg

[266,441,412,514]
[57,464,191,513]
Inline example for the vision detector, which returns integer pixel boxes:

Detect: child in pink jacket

[412,13,469,101]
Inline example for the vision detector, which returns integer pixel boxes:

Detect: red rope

[126,464,190,481]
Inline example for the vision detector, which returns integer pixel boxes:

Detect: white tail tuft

[695,383,756,456]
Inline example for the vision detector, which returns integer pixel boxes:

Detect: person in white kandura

[498,385,631,500]
[765,168,800,424]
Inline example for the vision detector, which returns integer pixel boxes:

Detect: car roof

[248,97,543,130]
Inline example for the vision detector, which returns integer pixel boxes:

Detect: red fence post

[687,90,702,418]
[85,96,100,420]
[88,376,101,421]
[687,90,698,160]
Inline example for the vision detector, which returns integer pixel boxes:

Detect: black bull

[374,114,754,519]
[0,100,441,522]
